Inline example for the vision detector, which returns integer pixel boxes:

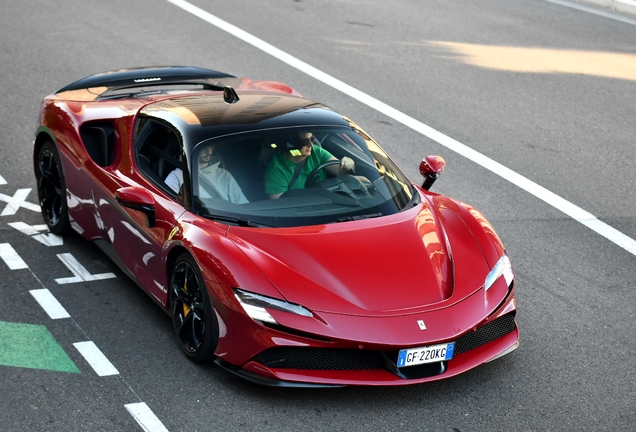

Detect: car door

[81,117,186,306]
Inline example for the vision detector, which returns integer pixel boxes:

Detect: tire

[35,141,71,235]
[169,253,219,363]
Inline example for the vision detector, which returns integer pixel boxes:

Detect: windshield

[188,125,417,227]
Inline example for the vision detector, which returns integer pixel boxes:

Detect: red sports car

[34,66,518,387]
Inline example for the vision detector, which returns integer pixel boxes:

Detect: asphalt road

[1,0,635,430]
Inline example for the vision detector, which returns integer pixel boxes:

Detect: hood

[228,203,456,316]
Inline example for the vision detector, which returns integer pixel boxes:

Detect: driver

[264,131,355,199]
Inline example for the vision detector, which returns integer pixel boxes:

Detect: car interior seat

[155,132,181,180]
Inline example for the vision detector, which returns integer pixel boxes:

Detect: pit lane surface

[1,0,635,430]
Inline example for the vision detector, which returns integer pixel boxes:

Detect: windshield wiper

[336,213,383,223]
[203,213,271,227]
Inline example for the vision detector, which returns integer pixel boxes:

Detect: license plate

[397,342,455,367]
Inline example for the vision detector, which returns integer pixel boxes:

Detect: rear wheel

[36,141,71,235]
[170,253,218,363]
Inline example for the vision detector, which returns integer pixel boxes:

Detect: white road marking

[8,221,40,236]
[32,232,64,247]
[30,288,70,319]
[0,243,28,269]
[0,188,40,215]
[8,221,64,246]
[0,174,6,185]
[165,0,636,257]
[55,253,116,284]
[546,0,636,26]
[125,403,170,432]
[73,341,119,376]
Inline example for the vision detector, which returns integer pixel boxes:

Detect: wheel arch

[33,127,57,173]
[165,244,190,305]
[166,244,220,363]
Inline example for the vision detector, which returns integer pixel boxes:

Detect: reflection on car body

[33,66,518,387]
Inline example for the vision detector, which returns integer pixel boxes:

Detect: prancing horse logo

[417,320,427,330]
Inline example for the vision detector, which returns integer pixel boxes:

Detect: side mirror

[115,186,156,227]
[419,155,446,190]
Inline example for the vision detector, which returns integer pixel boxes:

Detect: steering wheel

[305,160,375,202]
[305,159,341,188]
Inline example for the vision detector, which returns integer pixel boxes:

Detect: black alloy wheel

[170,253,218,363]
[36,142,71,235]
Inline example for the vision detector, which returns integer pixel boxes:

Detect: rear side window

[134,119,185,196]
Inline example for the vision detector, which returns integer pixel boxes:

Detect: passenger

[264,131,355,199]
[165,144,248,204]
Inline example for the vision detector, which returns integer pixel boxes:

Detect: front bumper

[215,291,519,387]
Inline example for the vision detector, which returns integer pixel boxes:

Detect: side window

[80,122,116,167]
[135,120,183,194]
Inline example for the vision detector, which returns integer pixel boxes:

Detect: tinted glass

[188,126,417,227]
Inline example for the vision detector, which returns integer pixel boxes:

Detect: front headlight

[484,254,514,291]
[233,288,313,324]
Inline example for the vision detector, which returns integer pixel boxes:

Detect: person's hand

[340,156,355,172]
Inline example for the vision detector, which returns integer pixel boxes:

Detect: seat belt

[199,176,224,199]
[288,158,308,189]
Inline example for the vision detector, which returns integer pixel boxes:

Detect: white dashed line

[165,0,636,257]
[30,289,70,319]
[125,403,170,432]
[0,243,28,269]
[0,181,158,428]
[29,280,162,432]
[73,341,120,376]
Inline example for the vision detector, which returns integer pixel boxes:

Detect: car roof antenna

[223,86,240,104]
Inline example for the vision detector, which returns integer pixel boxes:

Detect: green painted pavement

[0,321,79,373]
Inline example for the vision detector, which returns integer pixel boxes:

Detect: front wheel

[170,253,218,363]
[35,141,71,235]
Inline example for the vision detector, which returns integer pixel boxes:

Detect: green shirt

[264,146,335,195]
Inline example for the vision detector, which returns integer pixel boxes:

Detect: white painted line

[165,0,636,257]
[30,289,70,319]
[0,174,6,185]
[32,233,64,247]
[8,221,39,235]
[73,341,119,376]
[546,0,636,25]
[55,253,116,284]
[8,221,64,246]
[125,403,170,432]
[0,243,28,269]
[0,188,40,215]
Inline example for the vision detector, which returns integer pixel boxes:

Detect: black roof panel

[56,66,237,93]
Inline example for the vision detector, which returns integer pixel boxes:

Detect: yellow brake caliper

[182,282,191,317]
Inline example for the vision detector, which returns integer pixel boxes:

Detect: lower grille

[454,313,517,355]
[257,347,383,370]
[255,313,517,376]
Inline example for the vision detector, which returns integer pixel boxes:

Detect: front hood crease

[228,204,455,316]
